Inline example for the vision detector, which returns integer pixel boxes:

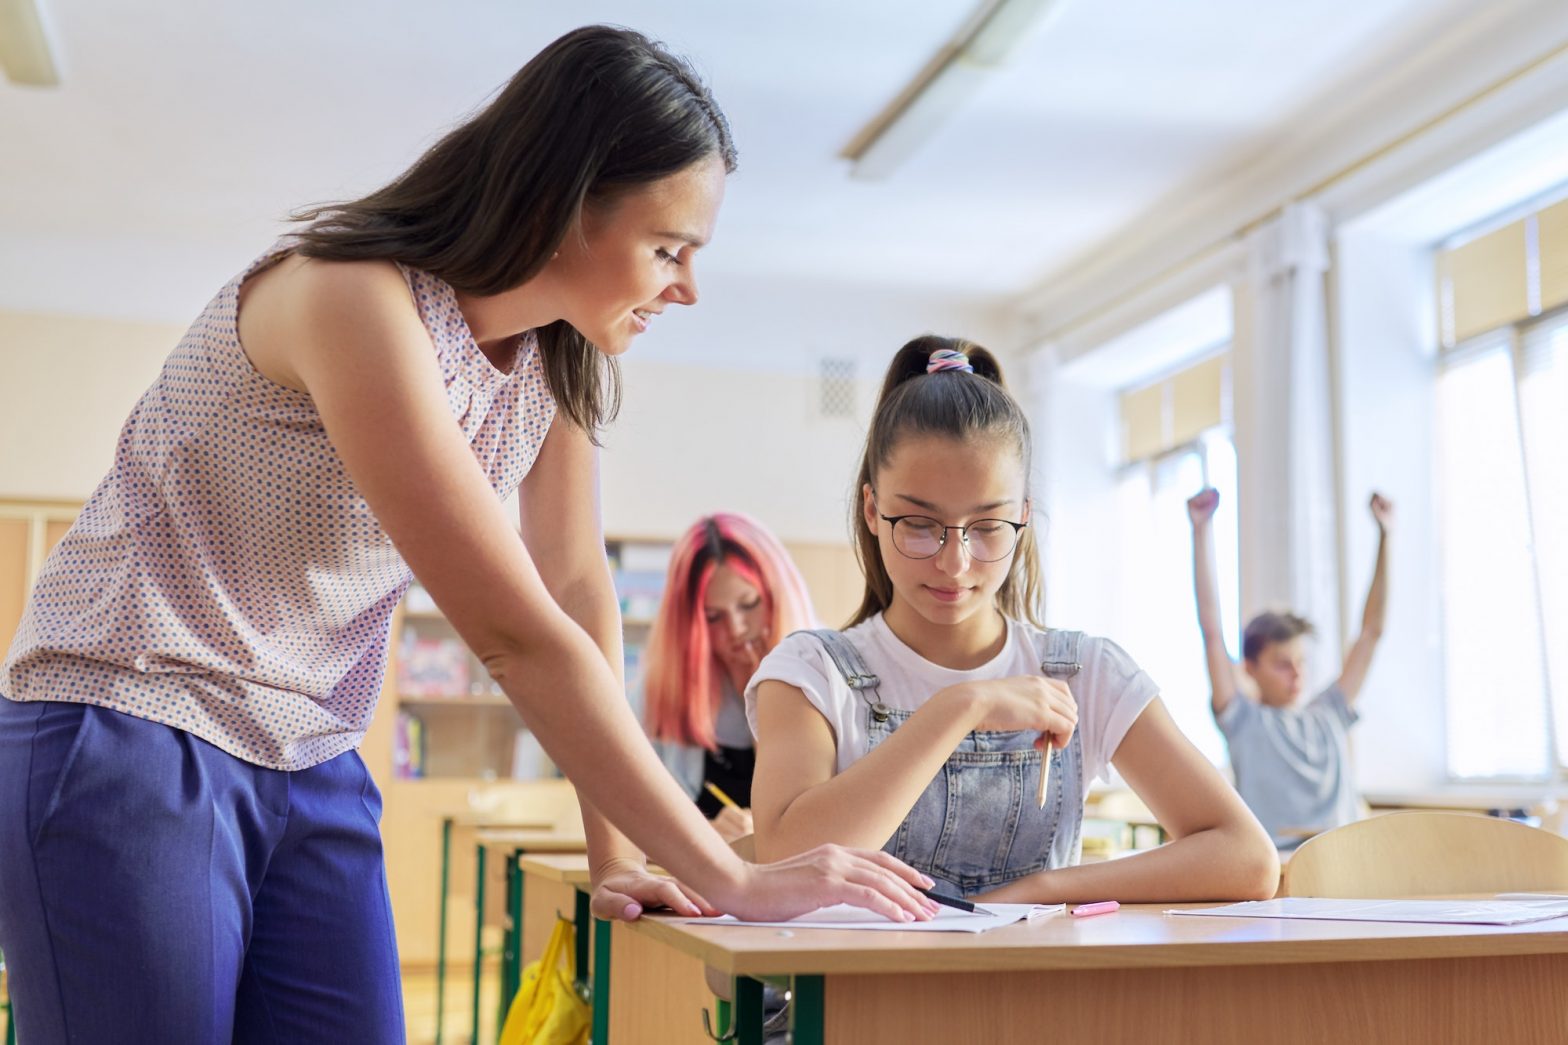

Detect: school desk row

[456,847,1567,1045]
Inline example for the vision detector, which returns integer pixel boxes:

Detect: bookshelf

[390,536,675,782]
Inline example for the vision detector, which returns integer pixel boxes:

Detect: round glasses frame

[876,511,1028,563]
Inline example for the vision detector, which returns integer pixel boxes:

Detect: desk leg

[499,850,523,1040]
[791,976,823,1045]
[471,843,486,1045]
[573,890,591,988]
[735,977,764,1045]
[592,918,611,1045]
[436,817,451,1045]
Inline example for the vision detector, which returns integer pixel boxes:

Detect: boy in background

[1188,489,1393,848]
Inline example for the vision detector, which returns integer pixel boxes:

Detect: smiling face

[862,433,1029,642]
[548,153,727,355]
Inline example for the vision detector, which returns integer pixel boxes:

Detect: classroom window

[1110,427,1238,768]
[1435,316,1566,780]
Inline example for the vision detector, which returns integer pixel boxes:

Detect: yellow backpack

[498,915,590,1045]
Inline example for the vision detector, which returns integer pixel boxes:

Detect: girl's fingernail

[921,875,935,888]
[624,903,641,918]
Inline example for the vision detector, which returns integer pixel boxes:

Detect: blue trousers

[0,697,404,1043]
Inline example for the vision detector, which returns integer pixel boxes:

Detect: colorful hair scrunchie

[927,348,973,374]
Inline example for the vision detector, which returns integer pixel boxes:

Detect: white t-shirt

[745,614,1159,785]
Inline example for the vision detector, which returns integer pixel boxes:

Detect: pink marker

[1070,901,1120,918]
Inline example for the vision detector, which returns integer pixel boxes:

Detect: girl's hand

[590,858,718,921]
[1369,491,1394,533]
[1187,487,1220,526]
[716,846,941,923]
[711,804,755,843]
[724,636,768,693]
[967,676,1078,749]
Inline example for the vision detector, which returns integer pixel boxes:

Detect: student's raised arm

[249,256,935,923]
[1187,488,1242,716]
[751,675,1077,861]
[1337,492,1393,705]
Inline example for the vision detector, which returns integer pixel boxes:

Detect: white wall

[0,310,182,499]
[604,272,1009,542]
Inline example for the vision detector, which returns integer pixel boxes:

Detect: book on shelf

[396,632,472,698]
[393,711,425,779]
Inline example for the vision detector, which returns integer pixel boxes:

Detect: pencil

[917,886,975,913]
[704,781,741,810]
[1036,739,1051,808]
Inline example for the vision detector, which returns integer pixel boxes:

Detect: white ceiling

[0,0,1483,332]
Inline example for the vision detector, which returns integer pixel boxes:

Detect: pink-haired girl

[642,513,815,843]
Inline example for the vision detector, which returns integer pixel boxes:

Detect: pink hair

[643,512,816,749]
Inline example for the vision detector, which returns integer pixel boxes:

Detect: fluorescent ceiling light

[0,0,61,87]
[842,0,1067,180]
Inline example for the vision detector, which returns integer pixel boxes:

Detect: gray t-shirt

[1217,684,1360,848]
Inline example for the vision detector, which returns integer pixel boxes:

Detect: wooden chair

[1280,811,1568,898]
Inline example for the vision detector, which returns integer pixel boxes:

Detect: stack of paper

[1168,897,1568,926]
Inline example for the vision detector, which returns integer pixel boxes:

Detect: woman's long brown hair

[288,25,737,436]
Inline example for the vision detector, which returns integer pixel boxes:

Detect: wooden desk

[432,813,555,1045]
[469,831,587,1044]
[608,902,1568,1044]
[515,855,606,1045]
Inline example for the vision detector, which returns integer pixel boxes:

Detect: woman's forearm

[757,688,980,861]
[974,822,1279,904]
[554,576,651,875]
[487,618,742,901]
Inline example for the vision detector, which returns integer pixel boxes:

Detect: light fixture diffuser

[0,0,61,87]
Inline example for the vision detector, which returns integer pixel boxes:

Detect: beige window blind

[1437,192,1568,347]
[1119,353,1228,465]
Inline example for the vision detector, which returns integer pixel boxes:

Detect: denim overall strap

[797,628,893,724]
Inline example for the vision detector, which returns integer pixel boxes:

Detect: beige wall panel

[1444,221,1528,343]
[1120,382,1165,463]
[1537,198,1568,314]
[1170,354,1226,447]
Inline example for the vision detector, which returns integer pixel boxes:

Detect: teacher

[0,25,935,1044]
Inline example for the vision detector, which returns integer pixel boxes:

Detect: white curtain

[1231,202,1342,691]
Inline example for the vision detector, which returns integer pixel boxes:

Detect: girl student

[643,513,817,843]
[746,337,1280,903]
[0,26,936,1044]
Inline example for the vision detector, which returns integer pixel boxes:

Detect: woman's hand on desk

[715,845,941,923]
[591,857,716,921]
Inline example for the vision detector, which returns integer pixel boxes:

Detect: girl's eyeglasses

[877,512,1027,563]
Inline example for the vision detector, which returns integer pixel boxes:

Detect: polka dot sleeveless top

[0,244,557,770]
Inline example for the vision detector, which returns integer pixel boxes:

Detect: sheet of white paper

[1167,897,1568,926]
[678,902,1064,933]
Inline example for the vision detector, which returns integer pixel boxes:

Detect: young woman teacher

[0,26,934,1044]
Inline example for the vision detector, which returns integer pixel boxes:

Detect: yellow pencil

[705,781,741,810]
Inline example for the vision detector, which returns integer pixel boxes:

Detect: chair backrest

[1281,810,1568,898]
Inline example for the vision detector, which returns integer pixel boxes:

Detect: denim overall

[807,628,1086,897]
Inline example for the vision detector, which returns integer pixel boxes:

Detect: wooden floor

[402,963,504,1045]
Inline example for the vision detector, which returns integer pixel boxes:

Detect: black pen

[917,886,975,913]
